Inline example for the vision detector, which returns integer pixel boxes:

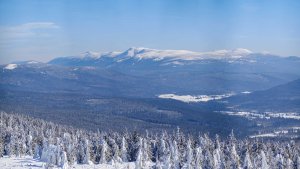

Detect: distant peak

[203,48,253,59]
[4,64,18,70]
[125,47,152,57]
[232,48,253,55]
[80,51,100,58]
[127,47,150,51]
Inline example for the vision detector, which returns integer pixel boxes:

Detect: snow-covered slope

[3,64,18,70]
[48,47,258,66]
[119,47,253,60]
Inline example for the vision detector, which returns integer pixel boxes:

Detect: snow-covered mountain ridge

[53,47,255,62]
[47,47,291,67]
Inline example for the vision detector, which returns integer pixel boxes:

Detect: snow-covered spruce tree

[108,136,122,163]
[230,140,241,168]
[26,133,33,156]
[77,138,87,164]
[275,153,285,169]
[89,136,99,163]
[33,143,40,159]
[135,137,144,169]
[175,127,186,167]
[135,136,152,169]
[296,156,300,169]
[61,151,69,169]
[243,149,253,169]
[129,131,140,162]
[213,134,224,169]
[154,157,163,169]
[121,136,128,162]
[261,150,269,169]
[158,133,167,162]
[83,138,91,164]
[194,147,203,169]
[200,134,214,169]
[56,142,62,166]
[184,138,194,169]
[40,137,49,162]
[62,132,76,165]
[99,136,108,164]
[0,133,3,157]
[170,140,180,169]
[143,137,153,167]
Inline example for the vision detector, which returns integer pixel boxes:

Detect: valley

[1,48,300,139]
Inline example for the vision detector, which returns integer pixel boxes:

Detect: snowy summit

[112,47,253,61]
[4,64,18,70]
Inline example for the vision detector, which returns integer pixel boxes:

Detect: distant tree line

[0,112,299,169]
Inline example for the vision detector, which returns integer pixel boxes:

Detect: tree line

[0,112,299,169]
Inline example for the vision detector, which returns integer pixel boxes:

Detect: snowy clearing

[221,111,300,120]
[249,127,300,139]
[158,93,234,103]
[249,133,277,138]
[266,112,300,120]
[0,156,143,169]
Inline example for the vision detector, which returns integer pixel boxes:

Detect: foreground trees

[0,112,299,169]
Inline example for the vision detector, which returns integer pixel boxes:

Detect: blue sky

[0,0,300,64]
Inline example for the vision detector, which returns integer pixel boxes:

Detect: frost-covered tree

[297,156,300,169]
[286,158,293,169]
[33,143,40,159]
[26,134,33,156]
[99,137,108,164]
[195,147,203,169]
[170,140,180,169]
[61,151,69,169]
[121,136,128,162]
[184,139,194,169]
[275,154,285,169]
[82,139,91,164]
[0,135,4,157]
[261,150,269,169]
[243,149,253,169]
[135,137,144,169]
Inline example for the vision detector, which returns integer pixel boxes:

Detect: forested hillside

[0,112,299,168]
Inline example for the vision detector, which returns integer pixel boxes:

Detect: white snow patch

[249,127,300,139]
[221,111,266,119]
[241,91,251,94]
[221,111,300,120]
[249,133,277,138]
[266,112,300,120]
[4,64,18,70]
[291,127,300,130]
[158,93,234,103]
[0,156,149,169]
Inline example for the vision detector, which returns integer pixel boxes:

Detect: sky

[0,0,300,64]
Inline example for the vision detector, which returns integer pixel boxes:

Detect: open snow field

[0,156,140,169]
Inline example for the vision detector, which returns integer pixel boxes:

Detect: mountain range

[1,47,300,138]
